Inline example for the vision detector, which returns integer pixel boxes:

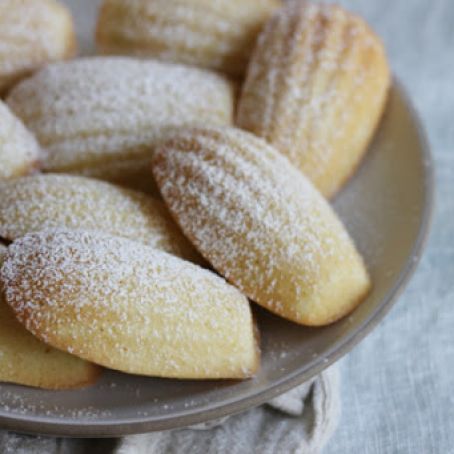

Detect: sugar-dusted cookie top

[0,101,41,181]
[7,57,234,190]
[1,229,259,379]
[0,0,76,93]
[0,174,201,263]
[0,243,101,389]
[152,126,371,326]
[96,0,281,77]
[237,2,390,197]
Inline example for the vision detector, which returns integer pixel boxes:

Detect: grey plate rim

[0,79,435,438]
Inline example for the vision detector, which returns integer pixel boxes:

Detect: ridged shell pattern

[0,174,201,263]
[237,2,390,197]
[152,127,371,326]
[0,0,76,93]
[6,57,234,189]
[1,230,259,379]
[96,0,281,77]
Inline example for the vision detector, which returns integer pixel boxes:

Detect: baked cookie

[0,0,76,94]
[0,101,41,181]
[0,174,201,263]
[236,2,390,197]
[151,126,371,326]
[6,57,234,193]
[0,244,101,389]
[1,230,259,379]
[96,0,281,78]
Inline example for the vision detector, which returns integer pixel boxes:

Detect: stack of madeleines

[0,0,390,389]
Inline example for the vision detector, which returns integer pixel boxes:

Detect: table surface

[321,0,454,452]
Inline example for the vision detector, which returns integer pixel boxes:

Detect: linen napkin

[0,365,339,454]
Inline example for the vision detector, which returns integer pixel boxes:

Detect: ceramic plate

[0,0,434,437]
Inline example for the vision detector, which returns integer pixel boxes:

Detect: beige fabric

[0,366,339,454]
[116,367,340,454]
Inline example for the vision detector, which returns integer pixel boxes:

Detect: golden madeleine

[0,244,101,389]
[0,0,76,94]
[237,2,390,197]
[0,174,201,263]
[96,0,281,78]
[6,57,234,192]
[1,230,259,379]
[151,127,371,326]
[0,101,41,181]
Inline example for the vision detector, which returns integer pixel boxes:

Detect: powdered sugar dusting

[237,2,389,196]
[6,57,234,181]
[0,0,74,92]
[0,388,112,419]
[0,241,100,390]
[0,102,41,180]
[97,0,281,77]
[0,174,200,263]
[0,230,257,378]
[152,127,369,325]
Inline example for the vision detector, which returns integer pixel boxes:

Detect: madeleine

[6,57,234,192]
[237,3,390,197]
[0,244,101,389]
[96,0,281,77]
[0,101,41,181]
[0,0,76,94]
[0,174,201,263]
[1,230,259,379]
[152,127,371,326]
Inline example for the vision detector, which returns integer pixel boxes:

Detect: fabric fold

[115,366,340,454]
[0,366,340,454]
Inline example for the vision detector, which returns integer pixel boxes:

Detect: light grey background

[0,0,452,452]
[322,0,454,453]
